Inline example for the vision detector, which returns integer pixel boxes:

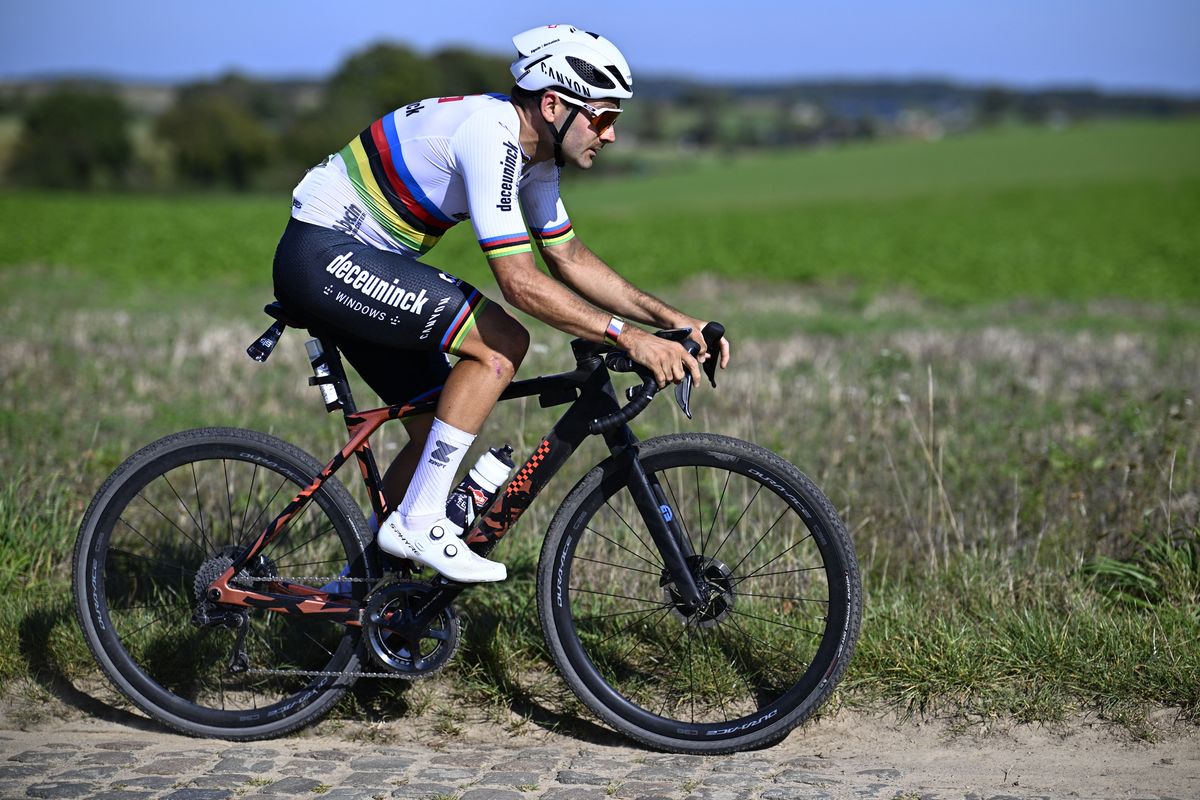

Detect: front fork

[610,440,705,610]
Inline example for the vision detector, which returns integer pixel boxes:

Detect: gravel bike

[73,301,861,754]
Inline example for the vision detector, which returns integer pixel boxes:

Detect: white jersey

[290,93,575,260]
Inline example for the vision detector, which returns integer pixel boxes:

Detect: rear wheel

[73,427,375,739]
[538,433,861,753]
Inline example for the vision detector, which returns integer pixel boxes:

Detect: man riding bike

[272,24,730,583]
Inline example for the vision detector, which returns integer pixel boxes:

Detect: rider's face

[554,96,619,169]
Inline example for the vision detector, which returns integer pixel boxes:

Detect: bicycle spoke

[710,483,763,563]
[724,612,813,672]
[132,491,206,560]
[591,602,673,650]
[223,459,235,546]
[237,463,261,544]
[734,590,828,606]
[584,525,663,572]
[575,604,675,623]
[265,514,338,564]
[237,476,292,548]
[697,625,734,722]
[701,470,732,556]
[609,606,674,668]
[653,619,694,719]
[570,585,670,608]
[728,607,824,638]
[107,539,195,579]
[686,623,696,723]
[601,500,664,569]
[573,554,662,577]
[162,473,209,554]
[733,533,817,586]
[660,471,695,553]
[190,462,210,556]
[115,606,180,641]
[732,565,824,582]
[108,600,186,614]
[729,505,791,577]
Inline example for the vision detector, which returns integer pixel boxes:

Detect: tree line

[4,42,1196,191]
[4,44,510,190]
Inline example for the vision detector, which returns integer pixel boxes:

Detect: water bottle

[304,338,342,412]
[446,444,515,533]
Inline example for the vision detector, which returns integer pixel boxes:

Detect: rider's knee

[481,311,529,379]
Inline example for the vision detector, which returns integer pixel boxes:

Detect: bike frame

[207,334,705,629]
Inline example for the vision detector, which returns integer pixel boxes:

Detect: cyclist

[273,24,730,583]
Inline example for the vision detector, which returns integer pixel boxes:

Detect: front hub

[661,555,736,628]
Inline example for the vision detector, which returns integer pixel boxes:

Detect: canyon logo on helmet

[510,24,633,101]
[510,25,633,167]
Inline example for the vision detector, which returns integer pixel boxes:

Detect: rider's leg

[381,413,435,510]
[378,304,528,582]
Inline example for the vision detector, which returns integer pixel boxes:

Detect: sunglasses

[554,93,623,135]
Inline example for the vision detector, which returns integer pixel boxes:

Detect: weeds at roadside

[1,277,1197,730]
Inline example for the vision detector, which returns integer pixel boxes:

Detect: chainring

[364,581,460,678]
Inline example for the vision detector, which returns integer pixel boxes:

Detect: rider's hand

[679,317,731,372]
[622,328,702,389]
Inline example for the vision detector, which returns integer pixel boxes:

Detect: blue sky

[2,1,1197,94]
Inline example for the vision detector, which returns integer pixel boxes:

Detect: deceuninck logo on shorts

[325,251,428,313]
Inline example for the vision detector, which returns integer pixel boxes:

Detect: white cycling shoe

[376,513,507,583]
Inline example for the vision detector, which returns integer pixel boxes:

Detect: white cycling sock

[398,417,476,523]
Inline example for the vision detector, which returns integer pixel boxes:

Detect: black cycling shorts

[273,217,490,405]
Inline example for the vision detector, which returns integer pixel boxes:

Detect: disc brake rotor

[661,555,736,629]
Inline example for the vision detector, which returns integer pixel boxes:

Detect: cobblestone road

[1,709,1195,800]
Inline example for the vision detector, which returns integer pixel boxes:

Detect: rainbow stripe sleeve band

[441,289,490,354]
[479,232,533,260]
[532,221,575,248]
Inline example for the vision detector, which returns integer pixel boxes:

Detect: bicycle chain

[242,575,376,584]
[245,667,415,680]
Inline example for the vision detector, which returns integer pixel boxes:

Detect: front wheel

[537,433,861,754]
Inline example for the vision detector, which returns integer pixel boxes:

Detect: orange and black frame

[208,306,715,633]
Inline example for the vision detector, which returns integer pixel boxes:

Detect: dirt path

[2,693,1196,800]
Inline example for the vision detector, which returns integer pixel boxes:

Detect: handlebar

[587,321,725,435]
[587,370,659,434]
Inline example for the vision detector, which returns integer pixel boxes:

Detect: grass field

[1,119,1197,736]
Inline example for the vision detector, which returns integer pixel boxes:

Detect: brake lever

[674,340,701,420]
[700,322,725,388]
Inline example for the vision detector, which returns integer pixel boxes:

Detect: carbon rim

[80,438,366,730]
[551,447,852,742]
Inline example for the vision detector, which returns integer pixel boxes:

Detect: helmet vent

[566,55,616,90]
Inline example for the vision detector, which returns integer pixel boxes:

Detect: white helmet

[510,24,633,100]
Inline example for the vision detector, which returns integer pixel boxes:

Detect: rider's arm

[540,237,731,369]
[490,251,701,388]
[540,237,687,329]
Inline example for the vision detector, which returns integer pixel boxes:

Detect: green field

[3,118,1198,307]
[1,119,1197,734]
